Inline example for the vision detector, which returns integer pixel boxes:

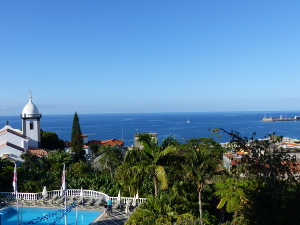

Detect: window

[30,121,34,130]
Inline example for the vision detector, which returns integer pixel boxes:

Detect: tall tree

[182,138,224,225]
[71,112,85,162]
[97,146,123,174]
[160,134,180,150]
[116,133,169,197]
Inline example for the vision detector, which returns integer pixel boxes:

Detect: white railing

[0,189,147,204]
[110,196,147,205]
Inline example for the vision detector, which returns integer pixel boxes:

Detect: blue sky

[1,1,300,116]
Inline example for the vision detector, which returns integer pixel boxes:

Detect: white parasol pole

[117,190,121,204]
[135,191,139,205]
[62,164,68,225]
[80,187,84,204]
[13,163,20,225]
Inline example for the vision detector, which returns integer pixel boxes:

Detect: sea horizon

[2,111,300,146]
[3,109,300,117]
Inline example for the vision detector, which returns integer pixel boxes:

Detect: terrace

[0,189,147,224]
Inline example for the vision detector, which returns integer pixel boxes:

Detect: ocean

[2,111,300,146]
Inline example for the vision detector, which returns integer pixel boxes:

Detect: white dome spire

[22,92,41,118]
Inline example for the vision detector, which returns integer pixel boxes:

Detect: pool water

[0,206,102,225]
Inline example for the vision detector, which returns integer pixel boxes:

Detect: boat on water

[262,114,300,122]
[186,116,190,123]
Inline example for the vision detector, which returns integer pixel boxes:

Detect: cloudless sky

[1,0,300,116]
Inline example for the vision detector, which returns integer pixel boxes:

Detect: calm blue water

[1,111,300,146]
[0,206,101,225]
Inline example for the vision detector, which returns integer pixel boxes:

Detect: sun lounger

[36,195,49,205]
[84,198,95,206]
[91,198,103,207]
[113,200,125,211]
[21,199,37,206]
[48,194,58,203]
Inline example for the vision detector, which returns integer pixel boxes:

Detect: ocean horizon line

[2,109,300,118]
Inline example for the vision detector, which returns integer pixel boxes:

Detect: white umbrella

[60,186,64,196]
[132,195,136,207]
[80,187,84,204]
[42,186,47,197]
[135,191,139,206]
[135,191,139,200]
[80,187,84,198]
[117,190,121,204]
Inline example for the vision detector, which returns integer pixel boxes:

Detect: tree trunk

[154,176,158,197]
[198,183,203,225]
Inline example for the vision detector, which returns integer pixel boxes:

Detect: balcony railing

[0,189,147,205]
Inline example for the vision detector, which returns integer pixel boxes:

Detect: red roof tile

[88,139,124,146]
[101,139,124,146]
[27,148,49,157]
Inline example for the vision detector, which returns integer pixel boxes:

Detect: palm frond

[155,165,168,190]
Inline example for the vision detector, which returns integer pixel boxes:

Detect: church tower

[21,93,42,148]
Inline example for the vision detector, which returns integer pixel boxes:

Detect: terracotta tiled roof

[224,153,243,165]
[27,148,49,157]
[101,139,124,146]
[66,139,124,148]
[88,139,124,146]
[0,142,26,152]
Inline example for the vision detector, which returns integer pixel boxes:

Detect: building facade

[0,94,42,163]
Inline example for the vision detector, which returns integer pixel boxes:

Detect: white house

[0,93,42,163]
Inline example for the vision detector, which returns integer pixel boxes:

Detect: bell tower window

[30,121,34,130]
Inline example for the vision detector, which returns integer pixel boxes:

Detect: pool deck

[92,210,129,225]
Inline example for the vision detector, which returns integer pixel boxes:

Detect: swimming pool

[0,206,102,225]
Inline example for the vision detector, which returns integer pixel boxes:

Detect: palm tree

[116,133,170,197]
[182,138,224,225]
[160,134,180,150]
[40,150,73,189]
[96,145,124,179]
[125,194,176,225]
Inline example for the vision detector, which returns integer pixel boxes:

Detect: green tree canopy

[71,112,85,162]
[116,133,170,197]
[41,130,65,150]
[0,158,14,192]
[181,138,224,225]
[214,129,300,224]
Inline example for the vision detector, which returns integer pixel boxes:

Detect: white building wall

[23,118,41,148]
[83,136,88,144]
[223,155,232,171]
[64,146,92,156]
[23,139,28,149]
[84,146,92,156]
[0,132,28,150]
[0,145,24,162]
